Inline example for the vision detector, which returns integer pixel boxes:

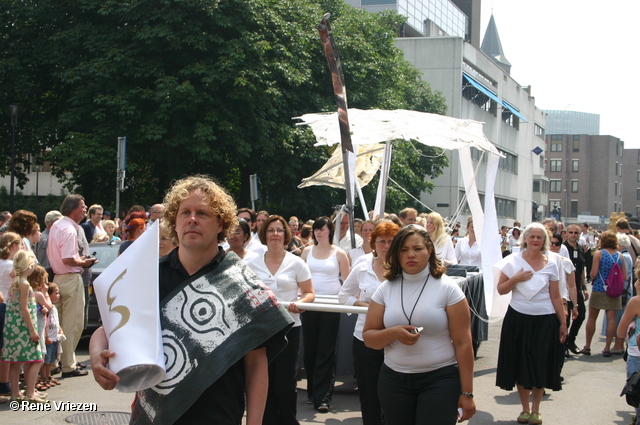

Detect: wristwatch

[460,391,474,398]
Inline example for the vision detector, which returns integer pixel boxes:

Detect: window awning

[502,100,528,123]
[462,72,501,105]
[463,72,529,123]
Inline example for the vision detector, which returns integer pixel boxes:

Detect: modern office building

[621,148,640,218]
[545,134,623,223]
[544,110,600,136]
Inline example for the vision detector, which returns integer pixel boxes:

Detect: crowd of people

[2,185,640,425]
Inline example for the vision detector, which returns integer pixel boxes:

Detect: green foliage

[1,0,447,219]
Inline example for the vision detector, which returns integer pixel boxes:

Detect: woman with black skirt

[493,222,567,425]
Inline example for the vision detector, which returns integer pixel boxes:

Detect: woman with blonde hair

[426,212,457,266]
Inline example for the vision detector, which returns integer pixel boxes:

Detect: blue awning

[462,72,501,105]
[502,100,528,123]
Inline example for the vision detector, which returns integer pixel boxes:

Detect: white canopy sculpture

[295,108,506,318]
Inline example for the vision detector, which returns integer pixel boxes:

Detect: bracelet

[460,391,474,398]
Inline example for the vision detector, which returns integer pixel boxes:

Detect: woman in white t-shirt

[247,215,314,425]
[493,223,567,425]
[363,225,475,425]
[339,221,399,425]
[300,216,350,413]
[426,212,457,266]
[454,217,481,269]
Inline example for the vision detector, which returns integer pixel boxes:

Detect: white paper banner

[93,221,165,392]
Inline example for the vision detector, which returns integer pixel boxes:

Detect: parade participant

[349,220,375,266]
[158,221,178,258]
[339,221,399,425]
[334,210,363,253]
[247,215,314,425]
[90,175,293,425]
[426,212,457,266]
[226,218,258,262]
[363,225,475,424]
[301,216,350,413]
[398,208,417,226]
[454,217,482,269]
[494,223,566,425]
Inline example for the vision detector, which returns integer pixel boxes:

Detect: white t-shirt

[547,251,575,301]
[339,258,384,341]
[454,237,482,268]
[247,252,311,327]
[339,232,363,253]
[245,234,267,255]
[348,246,366,266]
[494,251,560,315]
[434,236,457,265]
[371,266,465,374]
[0,259,13,298]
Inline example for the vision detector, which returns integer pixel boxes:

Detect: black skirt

[496,306,564,391]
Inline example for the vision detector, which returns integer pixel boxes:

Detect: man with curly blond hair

[90,175,292,425]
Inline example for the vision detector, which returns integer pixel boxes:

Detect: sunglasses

[551,242,562,247]
[567,231,579,234]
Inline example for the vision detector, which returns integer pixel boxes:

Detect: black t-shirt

[159,248,246,425]
[563,242,585,288]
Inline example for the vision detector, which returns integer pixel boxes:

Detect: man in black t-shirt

[564,223,587,354]
[90,176,290,425]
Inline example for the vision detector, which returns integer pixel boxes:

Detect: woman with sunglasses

[363,225,475,425]
[493,223,566,425]
[226,218,258,263]
[247,215,314,425]
[549,233,578,357]
[339,222,400,425]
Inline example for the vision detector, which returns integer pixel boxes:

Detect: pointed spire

[481,14,511,74]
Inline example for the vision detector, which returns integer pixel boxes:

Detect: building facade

[545,134,623,223]
[544,110,600,136]
[621,148,640,218]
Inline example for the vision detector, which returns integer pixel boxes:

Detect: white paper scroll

[93,221,165,392]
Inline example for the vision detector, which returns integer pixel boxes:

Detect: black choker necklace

[401,273,430,326]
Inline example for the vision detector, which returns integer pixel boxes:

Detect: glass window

[551,141,562,152]
[550,160,562,172]
[572,160,579,172]
[571,200,578,218]
[533,180,540,192]
[637,171,640,182]
[572,139,579,152]
[550,180,561,192]
[571,180,578,193]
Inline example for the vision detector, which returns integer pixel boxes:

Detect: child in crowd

[28,265,52,391]
[1,250,46,403]
[42,283,64,387]
[104,220,121,242]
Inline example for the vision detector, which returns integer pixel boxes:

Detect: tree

[0,0,447,218]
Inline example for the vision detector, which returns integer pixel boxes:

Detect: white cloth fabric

[46,305,61,341]
[493,252,560,315]
[371,266,465,374]
[348,246,366,266]
[547,251,575,301]
[305,246,341,295]
[353,252,374,269]
[339,258,384,340]
[247,252,311,327]
[454,237,482,268]
[245,234,267,255]
[339,232,363,253]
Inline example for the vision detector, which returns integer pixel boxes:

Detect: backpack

[621,370,640,407]
[600,251,625,298]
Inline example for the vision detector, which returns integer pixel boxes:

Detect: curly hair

[163,175,238,243]
[7,210,38,238]
[369,222,400,256]
[258,215,292,246]
[599,230,619,250]
[0,232,21,260]
[384,225,446,280]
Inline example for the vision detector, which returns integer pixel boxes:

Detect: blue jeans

[627,355,640,418]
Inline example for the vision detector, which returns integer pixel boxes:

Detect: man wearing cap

[34,210,63,278]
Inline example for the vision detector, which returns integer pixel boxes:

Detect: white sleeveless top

[306,245,341,295]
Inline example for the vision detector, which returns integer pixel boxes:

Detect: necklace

[400,273,430,326]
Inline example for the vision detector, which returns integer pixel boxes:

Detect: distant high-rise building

[544,110,600,135]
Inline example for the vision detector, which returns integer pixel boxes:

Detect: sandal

[603,350,612,357]
[47,377,60,386]
[529,411,542,424]
[36,380,50,391]
[27,396,50,404]
[517,411,531,423]
[0,396,8,404]
[580,347,591,355]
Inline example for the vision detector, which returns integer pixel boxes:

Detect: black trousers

[352,337,385,425]
[568,288,586,342]
[378,364,460,425]
[263,326,301,425]
[300,311,340,407]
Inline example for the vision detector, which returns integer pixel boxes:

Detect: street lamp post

[6,104,22,212]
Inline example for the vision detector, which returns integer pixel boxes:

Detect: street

[0,312,633,424]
